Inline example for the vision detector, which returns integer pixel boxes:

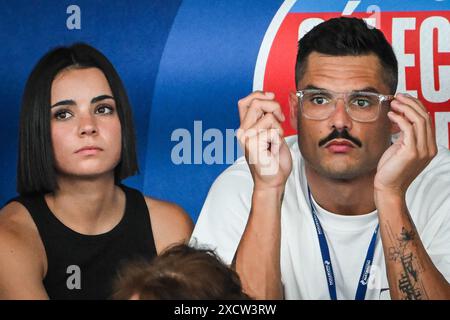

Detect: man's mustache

[318,129,362,148]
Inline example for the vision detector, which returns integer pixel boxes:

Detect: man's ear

[288,91,299,131]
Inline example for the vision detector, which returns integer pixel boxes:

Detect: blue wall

[0,0,282,221]
[1,1,448,222]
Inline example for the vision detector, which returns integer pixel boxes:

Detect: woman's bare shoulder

[143,196,194,254]
[0,201,45,262]
[0,201,38,238]
[0,201,48,298]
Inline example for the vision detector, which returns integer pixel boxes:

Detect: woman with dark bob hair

[0,43,193,299]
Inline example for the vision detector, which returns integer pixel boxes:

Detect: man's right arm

[233,91,292,299]
[233,187,285,299]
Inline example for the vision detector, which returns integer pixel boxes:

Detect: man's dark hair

[112,244,251,300]
[295,17,398,94]
[17,43,138,195]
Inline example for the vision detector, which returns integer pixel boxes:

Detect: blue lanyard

[307,187,379,300]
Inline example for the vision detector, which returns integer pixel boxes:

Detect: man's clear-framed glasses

[296,89,394,122]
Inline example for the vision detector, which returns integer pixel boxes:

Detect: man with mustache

[191,17,450,300]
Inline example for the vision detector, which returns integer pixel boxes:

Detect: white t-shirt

[191,135,450,300]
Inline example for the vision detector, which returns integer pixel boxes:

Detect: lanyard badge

[307,187,379,300]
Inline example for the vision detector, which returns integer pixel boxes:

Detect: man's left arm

[376,192,450,299]
[374,93,450,300]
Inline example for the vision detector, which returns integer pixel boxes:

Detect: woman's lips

[75,146,103,155]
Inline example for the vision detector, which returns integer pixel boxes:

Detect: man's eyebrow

[50,95,115,108]
[299,85,382,94]
[354,87,380,94]
[301,85,326,91]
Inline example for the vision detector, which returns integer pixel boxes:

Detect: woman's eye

[96,105,114,114]
[54,110,73,120]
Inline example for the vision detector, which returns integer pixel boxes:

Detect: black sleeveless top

[10,185,157,300]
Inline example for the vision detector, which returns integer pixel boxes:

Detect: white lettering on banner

[366,5,381,29]
[435,112,450,149]
[420,17,450,103]
[297,16,449,103]
[392,17,417,97]
[298,18,417,96]
[342,1,361,16]
[298,18,323,40]
[297,17,377,41]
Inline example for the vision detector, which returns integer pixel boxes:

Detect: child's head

[112,244,251,300]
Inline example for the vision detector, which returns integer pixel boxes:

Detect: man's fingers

[390,100,427,156]
[427,118,438,157]
[395,93,428,116]
[240,99,285,130]
[397,93,438,157]
[238,112,284,153]
[243,99,284,127]
[238,91,275,122]
[246,128,284,176]
[252,113,284,135]
[267,128,282,156]
[387,111,417,156]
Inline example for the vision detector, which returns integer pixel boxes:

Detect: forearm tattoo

[386,225,428,300]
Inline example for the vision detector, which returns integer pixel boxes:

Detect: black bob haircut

[17,43,138,195]
[295,17,398,94]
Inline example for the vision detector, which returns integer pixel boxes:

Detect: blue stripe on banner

[290,0,450,13]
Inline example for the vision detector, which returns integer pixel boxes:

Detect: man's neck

[305,164,376,215]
